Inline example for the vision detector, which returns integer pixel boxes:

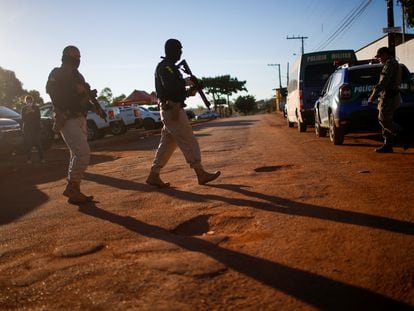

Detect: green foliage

[215,98,227,106]
[0,66,24,107]
[112,94,126,105]
[234,95,257,115]
[98,87,113,104]
[399,0,414,27]
[14,90,44,112]
[202,75,247,109]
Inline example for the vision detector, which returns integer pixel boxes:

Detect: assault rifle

[84,84,107,122]
[177,59,211,110]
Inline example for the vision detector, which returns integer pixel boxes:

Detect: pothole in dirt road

[53,241,105,258]
[173,215,212,236]
[254,164,294,173]
[172,213,256,237]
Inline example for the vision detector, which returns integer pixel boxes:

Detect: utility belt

[159,100,186,110]
[52,109,86,133]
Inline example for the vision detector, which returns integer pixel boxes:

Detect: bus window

[304,63,336,87]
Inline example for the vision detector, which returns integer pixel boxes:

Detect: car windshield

[40,106,53,118]
[0,106,21,118]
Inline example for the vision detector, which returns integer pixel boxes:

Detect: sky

[0,0,412,108]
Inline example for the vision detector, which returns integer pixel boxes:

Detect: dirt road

[1,114,413,310]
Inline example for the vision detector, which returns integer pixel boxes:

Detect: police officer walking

[368,46,402,153]
[146,39,220,187]
[46,45,105,204]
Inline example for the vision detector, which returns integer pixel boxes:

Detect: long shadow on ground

[84,173,414,236]
[78,202,412,310]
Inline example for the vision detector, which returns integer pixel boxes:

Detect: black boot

[375,139,393,153]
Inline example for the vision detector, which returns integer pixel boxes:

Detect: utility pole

[287,35,308,55]
[401,0,406,43]
[286,62,289,87]
[268,63,282,111]
[387,0,396,56]
[267,63,282,89]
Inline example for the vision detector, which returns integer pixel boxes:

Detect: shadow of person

[77,203,411,310]
[207,183,414,236]
[83,173,414,236]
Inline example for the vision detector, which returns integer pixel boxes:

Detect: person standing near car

[368,46,401,153]
[46,45,104,204]
[21,95,44,164]
[146,39,220,187]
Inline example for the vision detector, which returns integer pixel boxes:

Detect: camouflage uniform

[146,39,220,187]
[370,57,401,142]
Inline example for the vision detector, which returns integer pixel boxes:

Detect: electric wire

[312,0,373,51]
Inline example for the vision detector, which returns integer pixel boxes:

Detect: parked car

[196,111,219,120]
[137,107,162,130]
[39,103,110,141]
[108,105,136,135]
[1,105,54,149]
[185,109,196,120]
[0,118,23,156]
[314,62,414,145]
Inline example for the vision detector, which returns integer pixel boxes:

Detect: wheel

[329,114,344,145]
[110,121,127,135]
[87,121,99,141]
[143,118,156,130]
[298,120,307,132]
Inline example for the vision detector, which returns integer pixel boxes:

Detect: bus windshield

[304,63,337,87]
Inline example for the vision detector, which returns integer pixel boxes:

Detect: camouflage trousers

[150,100,202,173]
[378,96,400,141]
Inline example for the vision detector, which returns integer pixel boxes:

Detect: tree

[97,87,113,104]
[14,90,45,112]
[202,75,247,111]
[234,95,257,115]
[112,94,126,105]
[0,67,24,107]
[399,0,414,27]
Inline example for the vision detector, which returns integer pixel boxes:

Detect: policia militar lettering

[146,39,220,187]
[46,45,106,204]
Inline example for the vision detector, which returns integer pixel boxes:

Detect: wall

[356,37,388,61]
[396,39,414,72]
[356,36,414,72]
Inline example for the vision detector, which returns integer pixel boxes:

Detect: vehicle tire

[329,114,344,145]
[87,121,99,141]
[298,120,307,132]
[286,117,294,128]
[143,118,156,130]
[110,121,127,135]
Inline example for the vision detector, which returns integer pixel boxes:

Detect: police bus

[286,50,357,132]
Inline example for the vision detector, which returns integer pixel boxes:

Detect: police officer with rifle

[146,39,220,187]
[46,45,106,204]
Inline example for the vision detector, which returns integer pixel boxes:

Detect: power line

[287,35,309,54]
[313,0,373,51]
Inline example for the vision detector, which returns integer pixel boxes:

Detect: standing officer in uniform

[46,45,105,203]
[368,46,401,153]
[146,39,220,187]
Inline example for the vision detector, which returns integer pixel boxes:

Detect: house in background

[115,90,158,106]
[356,33,414,72]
